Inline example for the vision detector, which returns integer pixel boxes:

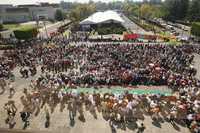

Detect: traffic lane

[121,15,146,32]
[39,20,70,38]
[176,28,190,37]
[39,23,62,38]
[121,14,153,34]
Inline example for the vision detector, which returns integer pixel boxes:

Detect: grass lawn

[3,24,19,30]
[3,24,36,30]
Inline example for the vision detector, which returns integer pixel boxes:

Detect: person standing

[4,101,17,129]
[137,122,145,133]
[7,112,16,129]
[44,106,50,128]
[8,82,15,98]
[20,111,31,130]
[0,78,6,94]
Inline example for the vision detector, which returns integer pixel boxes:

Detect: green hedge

[96,25,126,35]
[191,22,200,37]
[13,27,38,40]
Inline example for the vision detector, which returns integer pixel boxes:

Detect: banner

[124,33,157,41]
[124,34,139,40]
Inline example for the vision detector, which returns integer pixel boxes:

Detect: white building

[2,8,30,23]
[0,3,60,23]
[19,4,60,21]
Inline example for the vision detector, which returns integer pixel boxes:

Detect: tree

[69,3,96,22]
[95,1,108,11]
[152,5,169,18]
[191,22,200,37]
[0,24,3,31]
[140,4,155,19]
[55,9,64,21]
[187,0,200,22]
[123,1,139,16]
[165,0,189,20]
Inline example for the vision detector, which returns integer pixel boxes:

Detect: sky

[0,0,143,5]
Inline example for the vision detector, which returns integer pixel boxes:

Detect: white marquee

[80,10,124,25]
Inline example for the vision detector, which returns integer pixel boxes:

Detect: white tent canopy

[80,10,124,25]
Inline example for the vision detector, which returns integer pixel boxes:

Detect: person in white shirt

[8,82,15,98]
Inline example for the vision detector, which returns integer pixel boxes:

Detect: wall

[3,12,30,23]
[29,6,57,21]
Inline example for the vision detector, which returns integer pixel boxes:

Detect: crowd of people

[2,42,199,88]
[3,72,200,132]
[0,39,200,132]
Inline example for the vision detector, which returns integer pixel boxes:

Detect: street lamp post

[43,21,49,39]
[37,15,49,39]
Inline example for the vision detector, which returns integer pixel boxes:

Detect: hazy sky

[0,0,143,5]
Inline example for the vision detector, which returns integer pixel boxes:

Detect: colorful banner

[124,34,139,40]
[123,33,157,41]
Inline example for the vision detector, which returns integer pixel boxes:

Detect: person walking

[4,101,17,129]
[7,112,16,129]
[44,106,50,128]
[8,82,15,98]
[137,122,145,133]
[0,78,6,94]
[20,111,31,130]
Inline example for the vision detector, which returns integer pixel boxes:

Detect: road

[121,14,153,35]
[172,25,190,40]
[38,20,70,38]
[164,22,191,40]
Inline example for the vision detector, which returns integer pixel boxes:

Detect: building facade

[29,6,58,21]
[3,8,31,23]
[0,3,60,23]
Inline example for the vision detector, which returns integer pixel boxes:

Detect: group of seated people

[1,42,200,89]
[1,38,200,132]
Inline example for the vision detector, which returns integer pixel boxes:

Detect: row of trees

[164,0,200,22]
[122,0,200,36]
[122,0,200,22]
[60,0,199,23]
[68,3,96,22]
